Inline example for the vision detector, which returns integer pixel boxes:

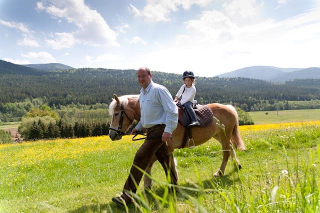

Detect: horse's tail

[228,105,246,151]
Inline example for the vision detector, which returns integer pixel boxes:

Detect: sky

[0,0,320,77]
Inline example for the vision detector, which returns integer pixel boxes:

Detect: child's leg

[183,102,200,127]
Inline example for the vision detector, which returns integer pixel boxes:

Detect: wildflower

[281,169,288,175]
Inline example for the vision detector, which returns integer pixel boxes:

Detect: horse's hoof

[238,164,242,170]
[213,170,223,177]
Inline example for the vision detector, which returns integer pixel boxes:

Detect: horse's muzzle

[109,129,123,141]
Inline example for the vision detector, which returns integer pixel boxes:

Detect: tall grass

[0,129,12,144]
[0,122,319,212]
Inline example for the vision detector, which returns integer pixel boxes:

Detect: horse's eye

[114,112,119,116]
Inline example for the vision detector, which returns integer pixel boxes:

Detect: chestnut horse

[109,94,245,189]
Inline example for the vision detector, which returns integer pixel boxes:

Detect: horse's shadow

[69,169,241,213]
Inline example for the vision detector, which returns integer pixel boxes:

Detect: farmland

[249,109,320,124]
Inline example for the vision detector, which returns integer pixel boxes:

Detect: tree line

[19,117,109,141]
[1,60,320,113]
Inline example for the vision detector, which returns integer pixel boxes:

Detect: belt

[132,124,164,141]
[146,124,165,131]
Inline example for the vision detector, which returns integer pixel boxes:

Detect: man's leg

[120,125,165,202]
[155,143,178,186]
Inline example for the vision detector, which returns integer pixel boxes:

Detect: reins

[132,131,147,141]
[132,130,162,141]
[109,103,162,141]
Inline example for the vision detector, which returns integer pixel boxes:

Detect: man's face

[137,69,152,89]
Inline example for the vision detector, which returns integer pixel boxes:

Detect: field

[248,109,320,124]
[0,122,20,130]
[1,121,320,212]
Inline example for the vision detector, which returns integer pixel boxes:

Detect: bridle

[109,102,161,142]
[109,104,133,136]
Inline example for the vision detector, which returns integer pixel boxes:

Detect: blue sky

[0,0,319,77]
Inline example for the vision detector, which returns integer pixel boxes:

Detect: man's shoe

[188,121,200,127]
[112,196,132,207]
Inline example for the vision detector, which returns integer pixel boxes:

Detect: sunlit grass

[0,121,320,212]
[0,136,141,167]
[240,120,320,132]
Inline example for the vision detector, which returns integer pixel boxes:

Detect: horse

[108,94,246,189]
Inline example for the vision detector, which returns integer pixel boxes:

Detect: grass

[248,109,320,124]
[0,122,20,130]
[0,121,320,212]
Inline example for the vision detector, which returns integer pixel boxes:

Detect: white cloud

[85,54,118,63]
[17,35,40,47]
[22,51,56,63]
[0,20,40,48]
[223,0,259,18]
[278,0,288,4]
[4,58,30,64]
[130,36,147,45]
[37,0,119,47]
[129,0,212,22]
[184,10,237,46]
[134,6,320,76]
[116,23,130,34]
[45,32,76,49]
[0,19,30,33]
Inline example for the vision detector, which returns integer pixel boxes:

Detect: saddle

[178,104,213,127]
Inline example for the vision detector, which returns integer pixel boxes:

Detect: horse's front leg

[144,154,157,190]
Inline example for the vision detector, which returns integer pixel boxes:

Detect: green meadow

[0,122,20,130]
[249,109,320,124]
[0,121,320,212]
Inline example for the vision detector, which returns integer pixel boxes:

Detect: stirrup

[188,138,195,149]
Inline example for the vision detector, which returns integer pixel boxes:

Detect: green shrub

[18,116,59,140]
[0,129,12,144]
[236,107,254,125]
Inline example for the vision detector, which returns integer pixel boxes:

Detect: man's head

[137,66,152,89]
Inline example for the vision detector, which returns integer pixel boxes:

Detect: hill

[275,67,320,82]
[1,60,320,112]
[23,63,73,71]
[0,59,46,75]
[216,66,320,82]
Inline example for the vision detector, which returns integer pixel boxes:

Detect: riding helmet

[182,71,195,79]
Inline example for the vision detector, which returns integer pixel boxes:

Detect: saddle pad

[195,105,214,127]
[178,105,213,127]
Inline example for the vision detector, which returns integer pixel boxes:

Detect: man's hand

[131,128,138,135]
[162,132,171,142]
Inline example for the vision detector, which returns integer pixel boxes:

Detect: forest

[1,59,320,122]
[1,60,320,141]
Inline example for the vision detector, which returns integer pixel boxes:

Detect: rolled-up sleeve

[135,121,143,131]
[158,87,178,133]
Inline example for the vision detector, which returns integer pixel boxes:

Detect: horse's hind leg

[214,134,232,177]
[230,146,242,170]
[144,155,157,190]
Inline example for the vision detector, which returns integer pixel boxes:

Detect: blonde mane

[109,95,139,116]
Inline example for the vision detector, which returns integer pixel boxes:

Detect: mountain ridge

[1,59,320,111]
[216,66,320,82]
[23,63,73,72]
[2,60,320,82]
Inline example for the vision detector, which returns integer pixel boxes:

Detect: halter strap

[109,104,133,135]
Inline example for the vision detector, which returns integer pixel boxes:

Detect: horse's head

[108,94,139,141]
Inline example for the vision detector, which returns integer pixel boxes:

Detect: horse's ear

[114,94,120,105]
